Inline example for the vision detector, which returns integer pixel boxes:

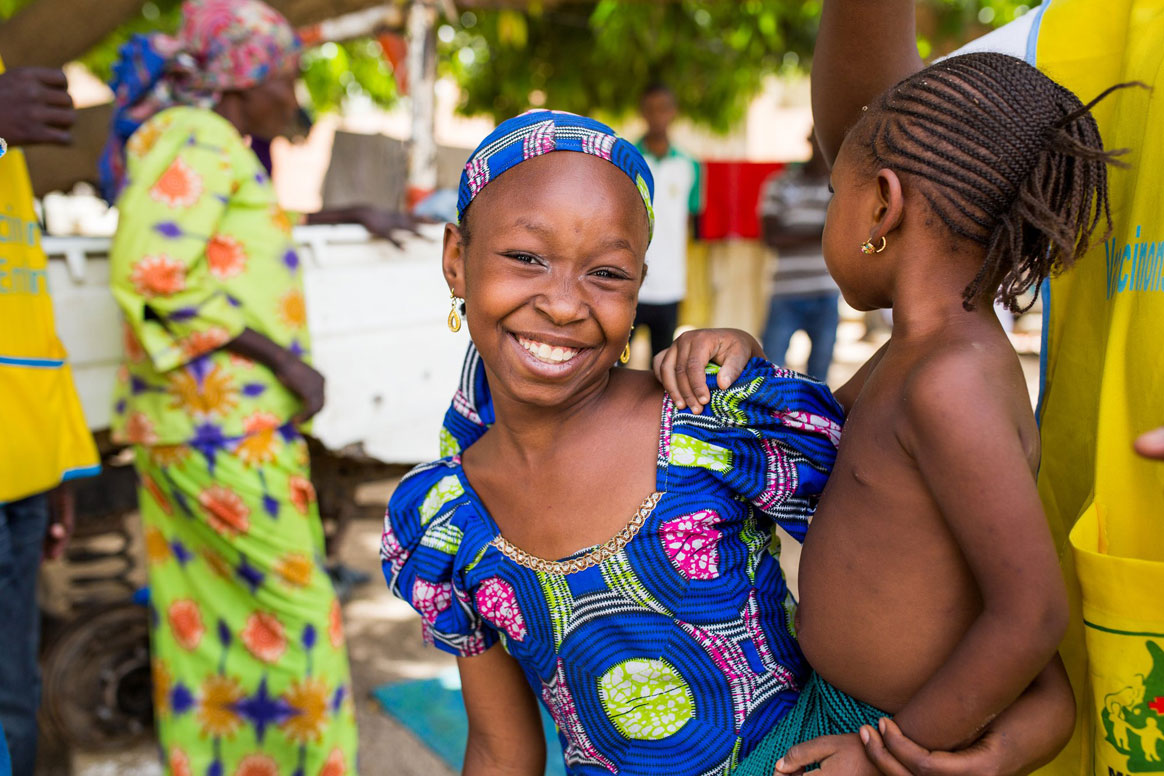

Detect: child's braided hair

[852,52,1137,311]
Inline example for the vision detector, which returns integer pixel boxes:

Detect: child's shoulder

[898,334,1030,437]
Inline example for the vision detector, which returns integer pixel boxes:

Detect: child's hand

[775,732,881,776]
[653,328,764,414]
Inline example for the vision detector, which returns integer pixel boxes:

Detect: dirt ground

[58,312,1041,776]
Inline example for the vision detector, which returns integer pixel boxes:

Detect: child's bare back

[797,316,1044,744]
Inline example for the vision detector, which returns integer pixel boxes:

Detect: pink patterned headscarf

[100,0,300,199]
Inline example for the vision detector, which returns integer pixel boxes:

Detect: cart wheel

[41,602,153,751]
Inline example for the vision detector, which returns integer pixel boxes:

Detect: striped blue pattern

[383,353,844,775]
[456,110,655,238]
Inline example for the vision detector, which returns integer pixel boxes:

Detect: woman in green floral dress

[102,2,413,773]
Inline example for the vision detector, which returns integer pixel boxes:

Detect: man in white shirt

[635,83,702,357]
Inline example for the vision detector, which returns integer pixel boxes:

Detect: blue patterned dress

[382,354,844,775]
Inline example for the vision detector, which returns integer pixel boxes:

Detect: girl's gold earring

[860,236,887,255]
[620,327,635,364]
[447,290,463,333]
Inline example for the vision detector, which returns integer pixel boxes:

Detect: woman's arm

[861,655,1075,776]
[812,0,923,162]
[459,645,546,776]
[305,206,425,249]
[226,328,324,423]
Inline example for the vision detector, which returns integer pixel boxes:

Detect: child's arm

[777,656,1074,776]
[652,328,764,412]
[459,646,546,775]
[859,655,1076,776]
[888,355,1069,750]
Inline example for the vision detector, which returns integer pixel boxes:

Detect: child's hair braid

[855,52,1137,311]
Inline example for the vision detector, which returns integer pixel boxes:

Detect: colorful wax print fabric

[383,357,844,775]
[100,0,300,200]
[456,110,655,239]
[139,434,356,776]
[110,106,309,450]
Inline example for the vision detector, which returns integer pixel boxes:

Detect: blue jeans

[762,293,841,381]
[0,494,48,776]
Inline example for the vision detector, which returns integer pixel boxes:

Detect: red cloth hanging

[700,161,785,241]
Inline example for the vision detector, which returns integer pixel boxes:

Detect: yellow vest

[0,58,99,502]
[1031,2,1164,773]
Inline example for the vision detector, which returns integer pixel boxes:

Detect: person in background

[635,82,701,357]
[0,61,101,775]
[759,133,840,381]
[96,0,429,771]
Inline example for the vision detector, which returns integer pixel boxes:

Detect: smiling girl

[380,111,844,775]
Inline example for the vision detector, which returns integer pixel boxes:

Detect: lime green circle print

[598,658,695,740]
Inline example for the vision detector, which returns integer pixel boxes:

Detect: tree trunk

[0,0,145,68]
[0,0,400,69]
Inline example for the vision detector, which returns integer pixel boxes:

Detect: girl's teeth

[518,336,578,364]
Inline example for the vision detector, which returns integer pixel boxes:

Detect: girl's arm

[813,0,923,163]
[887,354,1069,750]
[861,655,1076,776]
[459,645,546,776]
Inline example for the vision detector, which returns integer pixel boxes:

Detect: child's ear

[872,168,905,237]
[442,223,467,297]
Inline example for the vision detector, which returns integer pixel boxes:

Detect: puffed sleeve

[381,460,499,657]
[439,343,493,457]
[668,358,844,542]
[110,110,247,374]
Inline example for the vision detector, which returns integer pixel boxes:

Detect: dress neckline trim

[487,491,664,576]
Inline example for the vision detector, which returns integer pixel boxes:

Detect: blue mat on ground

[372,668,566,775]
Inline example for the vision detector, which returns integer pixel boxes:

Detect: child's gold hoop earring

[447,289,463,333]
[620,327,634,364]
[860,236,887,255]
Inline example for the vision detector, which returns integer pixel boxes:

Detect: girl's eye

[592,268,630,280]
[505,252,541,265]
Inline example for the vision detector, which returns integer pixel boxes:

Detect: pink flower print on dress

[475,577,528,642]
[465,157,490,199]
[412,578,453,627]
[661,510,722,580]
[775,410,843,448]
[522,120,556,160]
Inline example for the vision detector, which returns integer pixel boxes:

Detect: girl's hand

[652,328,764,413]
[860,657,1076,776]
[776,733,881,776]
[860,719,1002,776]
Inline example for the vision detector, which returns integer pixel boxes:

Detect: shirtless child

[657,53,1127,774]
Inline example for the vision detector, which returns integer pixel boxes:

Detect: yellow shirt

[0,58,99,501]
[1028,2,1164,773]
